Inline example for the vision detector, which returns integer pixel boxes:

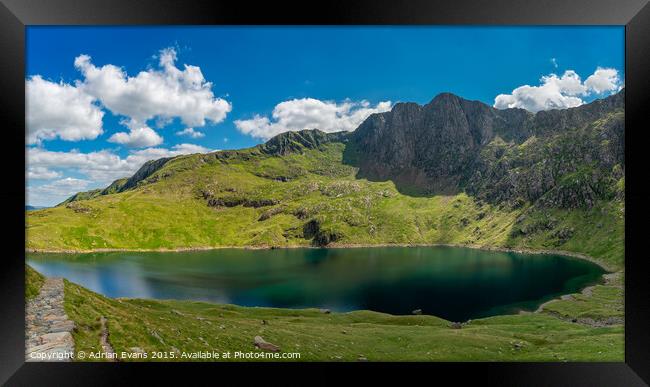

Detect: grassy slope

[541,272,624,322]
[60,277,622,362]
[26,142,624,270]
[543,285,623,321]
[26,264,44,301]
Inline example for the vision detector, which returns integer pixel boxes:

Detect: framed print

[1,0,649,385]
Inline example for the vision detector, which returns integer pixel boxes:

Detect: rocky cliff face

[121,157,174,191]
[466,107,624,208]
[349,90,624,207]
[349,93,536,194]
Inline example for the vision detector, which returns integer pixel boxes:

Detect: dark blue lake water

[27,246,604,321]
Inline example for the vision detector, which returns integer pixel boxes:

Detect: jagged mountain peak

[427,91,465,105]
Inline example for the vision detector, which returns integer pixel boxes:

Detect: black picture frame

[1,0,649,385]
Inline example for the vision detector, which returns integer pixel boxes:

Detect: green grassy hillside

[26,141,623,270]
[45,266,620,362]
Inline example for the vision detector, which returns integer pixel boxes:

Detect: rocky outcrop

[258,206,285,221]
[121,157,174,191]
[26,278,75,362]
[100,177,129,195]
[258,129,349,156]
[200,190,278,209]
[206,197,278,208]
[253,336,280,352]
[64,202,92,214]
[302,219,343,246]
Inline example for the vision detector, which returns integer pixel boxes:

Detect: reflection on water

[27,246,604,321]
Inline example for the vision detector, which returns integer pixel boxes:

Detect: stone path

[100,316,117,361]
[25,278,76,362]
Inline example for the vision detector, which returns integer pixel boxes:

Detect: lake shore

[26,242,616,272]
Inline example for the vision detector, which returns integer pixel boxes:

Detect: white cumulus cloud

[494,68,622,113]
[235,98,392,140]
[176,127,205,138]
[26,47,230,145]
[584,67,621,94]
[27,166,62,180]
[74,48,231,138]
[26,75,104,144]
[168,143,211,154]
[108,126,163,148]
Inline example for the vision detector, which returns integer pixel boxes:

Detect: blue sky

[26,26,624,206]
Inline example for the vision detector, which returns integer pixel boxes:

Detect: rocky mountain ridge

[60,90,624,211]
[349,90,624,203]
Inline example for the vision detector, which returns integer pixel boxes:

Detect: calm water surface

[27,246,605,321]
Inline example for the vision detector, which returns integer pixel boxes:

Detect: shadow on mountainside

[341,139,463,197]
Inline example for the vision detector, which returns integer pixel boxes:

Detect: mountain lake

[27,246,605,322]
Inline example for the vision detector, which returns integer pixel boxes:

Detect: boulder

[254,336,280,352]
